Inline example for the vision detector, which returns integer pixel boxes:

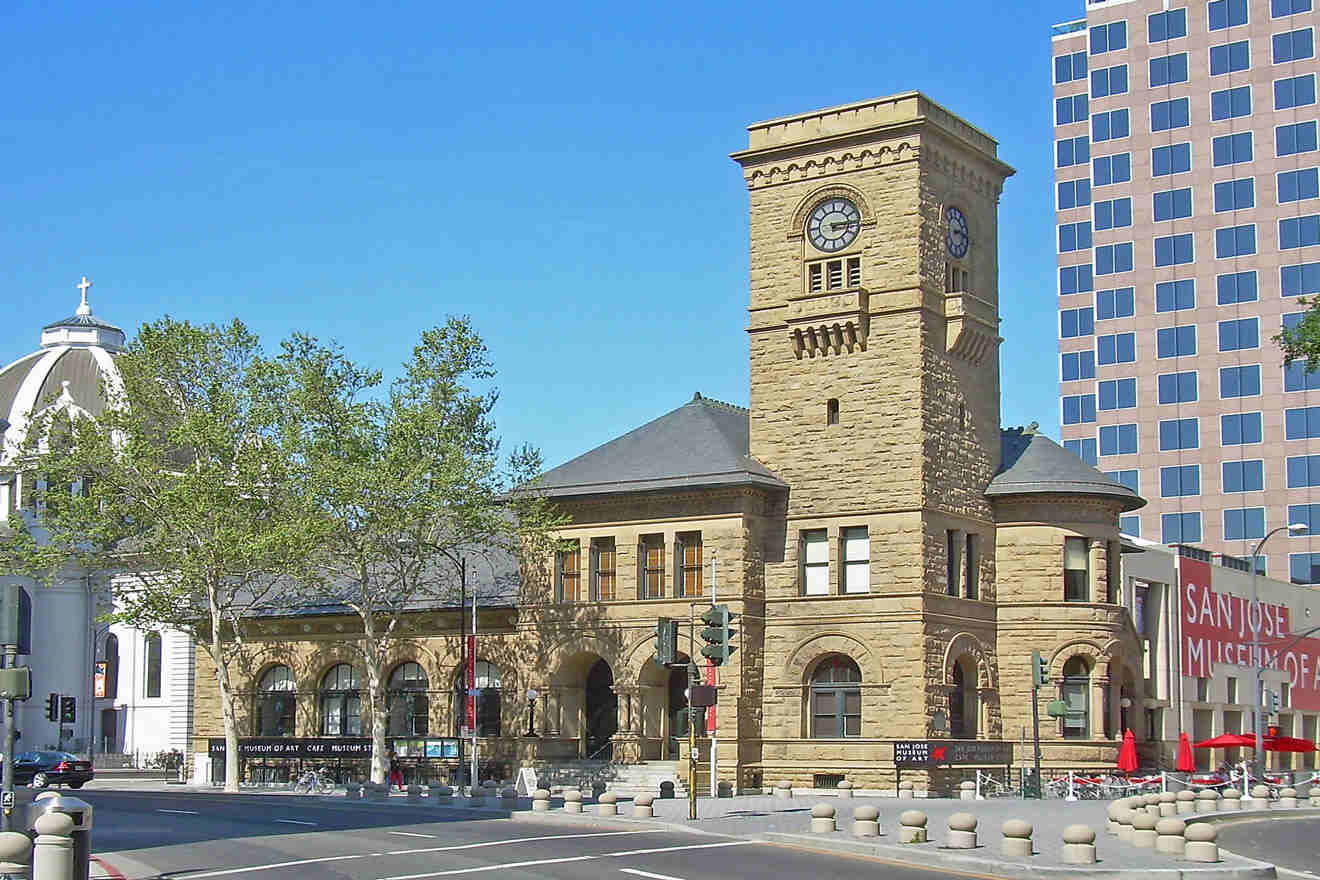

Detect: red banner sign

[1180,556,1320,710]
[705,659,716,734]
[465,634,476,731]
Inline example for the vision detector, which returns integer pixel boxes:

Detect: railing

[1051,19,1086,36]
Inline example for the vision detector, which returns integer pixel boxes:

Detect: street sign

[690,747,699,761]
[1,791,12,811]
[0,668,30,701]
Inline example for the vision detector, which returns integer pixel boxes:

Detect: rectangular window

[1154,187,1193,221]
[1287,408,1320,440]
[1090,20,1127,54]
[1098,378,1136,410]
[1274,0,1313,16]
[1214,178,1255,212]
[1107,469,1140,493]
[1273,28,1314,63]
[1281,215,1320,249]
[1217,271,1258,304]
[1064,536,1089,602]
[946,529,962,597]
[1279,168,1320,203]
[1060,307,1095,338]
[1211,39,1252,75]
[591,537,616,601]
[1096,287,1135,319]
[1064,438,1099,465]
[1156,279,1196,312]
[640,534,664,599]
[1057,135,1090,168]
[1056,93,1090,126]
[1153,96,1192,131]
[1099,423,1138,455]
[1059,221,1093,252]
[1209,0,1249,30]
[1155,232,1195,266]
[1211,86,1251,121]
[1158,370,1199,404]
[1283,262,1320,296]
[842,526,869,594]
[1157,325,1197,358]
[1225,508,1266,541]
[1061,350,1096,381]
[964,533,979,600]
[1149,8,1187,42]
[1095,242,1134,275]
[1120,514,1140,537]
[1161,464,1201,496]
[1091,64,1129,98]
[1150,52,1189,86]
[1227,677,1240,704]
[1093,153,1131,186]
[1276,74,1317,110]
[557,544,581,602]
[1289,503,1320,532]
[1214,131,1254,166]
[801,529,829,596]
[1159,418,1200,451]
[1055,50,1088,84]
[1060,264,1094,295]
[1063,393,1098,424]
[1223,459,1265,492]
[676,532,703,597]
[1278,121,1318,157]
[1098,331,1137,364]
[1223,412,1263,445]
[1216,223,1257,258]
[1058,178,1091,209]
[1294,552,1320,585]
[1220,364,1262,398]
[1161,512,1203,544]
[1153,142,1192,176]
[1093,197,1132,230]
[1219,317,1259,351]
[1092,108,1130,142]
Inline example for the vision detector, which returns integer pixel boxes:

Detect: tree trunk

[210,619,241,794]
[363,616,387,785]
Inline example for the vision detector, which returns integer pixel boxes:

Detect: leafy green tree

[0,318,319,793]
[274,317,562,785]
[1278,305,1320,375]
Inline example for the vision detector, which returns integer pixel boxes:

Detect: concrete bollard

[1131,812,1158,848]
[836,780,853,799]
[0,831,32,878]
[563,789,583,814]
[1176,790,1196,815]
[959,780,976,801]
[633,793,654,818]
[532,789,551,812]
[1155,817,1186,855]
[1061,824,1097,865]
[1196,789,1220,813]
[946,813,977,850]
[501,787,518,806]
[1115,806,1136,842]
[1310,790,1320,808]
[810,803,836,834]
[1222,788,1241,811]
[1001,819,1033,858]
[1249,785,1270,810]
[1158,792,1177,817]
[430,784,452,805]
[1106,800,1125,834]
[598,792,618,817]
[659,781,675,799]
[898,780,915,800]
[407,784,422,803]
[853,805,880,837]
[1280,787,1298,809]
[345,781,362,800]
[717,780,734,798]
[1184,823,1220,863]
[1143,793,1161,816]
[898,809,928,843]
[33,812,74,880]
[774,779,793,799]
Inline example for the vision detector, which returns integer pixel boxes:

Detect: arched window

[453,660,501,737]
[320,664,361,736]
[949,656,978,739]
[144,632,163,698]
[103,634,120,700]
[1062,657,1091,739]
[255,665,296,737]
[809,656,861,739]
[388,662,429,737]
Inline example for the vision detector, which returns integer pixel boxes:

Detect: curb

[90,855,128,880]
[753,833,1277,880]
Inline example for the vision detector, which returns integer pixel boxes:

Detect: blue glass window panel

[1149,9,1187,41]
[1161,513,1202,545]
[1289,553,1320,585]
[1095,243,1133,275]
[1288,454,1320,487]
[1063,438,1099,466]
[1107,470,1139,492]
[1281,215,1320,249]
[1061,350,1096,381]
[1060,264,1094,295]
[1286,407,1320,439]
[1154,188,1193,221]
[1157,325,1197,358]
[1149,53,1189,86]
[1093,153,1131,186]
[1209,0,1249,30]
[1153,143,1192,176]
[1221,365,1262,398]
[1279,168,1319,203]
[1222,412,1263,445]
[1059,221,1093,252]
[1098,423,1138,455]
[1060,307,1095,338]
[1159,418,1199,451]
[1160,464,1201,495]
[1284,358,1320,391]
[1094,198,1133,230]
[1210,40,1251,75]
[1214,178,1254,211]
[1215,224,1257,258]
[1288,504,1320,533]
[1062,394,1098,425]
[1156,279,1196,312]
[1055,50,1088,84]
[1098,332,1136,364]
[1090,21,1127,54]
[1057,94,1090,125]
[1274,28,1314,63]
[1284,312,1305,330]
[1218,317,1259,351]
[1158,371,1198,403]
[1119,515,1140,537]
[1278,121,1318,157]
[1098,379,1136,410]
[1217,271,1258,305]
[1091,109,1130,142]
[1057,178,1091,209]
[1095,287,1135,319]
[1223,460,1265,493]
[1211,86,1252,121]
[1090,65,1129,98]
[1154,233,1195,266]
[1224,508,1266,541]
[1276,75,1316,110]
[1273,0,1313,16]
[1282,262,1320,296]
[1153,97,1192,131]
[1057,136,1091,168]
[1214,132,1254,166]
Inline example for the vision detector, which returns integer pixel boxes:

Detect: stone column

[1091,677,1109,739]
[1088,539,1105,604]
[977,688,996,739]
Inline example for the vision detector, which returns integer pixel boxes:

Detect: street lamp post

[525,689,539,738]
[1249,522,1308,791]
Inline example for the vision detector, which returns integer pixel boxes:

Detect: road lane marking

[155,809,199,815]
[167,853,380,878]
[376,840,755,880]
[621,869,688,880]
[387,831,437,839]
[274,819,318,826]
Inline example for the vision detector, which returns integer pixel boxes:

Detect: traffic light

[45,693,58,722]
[1264,689,1280,715]
[656,617,679,666]
[59,696,75,724]
[1031,651,1050,689]
[699,604,738,665]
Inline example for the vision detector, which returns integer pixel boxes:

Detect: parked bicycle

[293,767,335,794]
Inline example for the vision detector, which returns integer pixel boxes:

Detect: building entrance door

[585,659,616,760]
[667,666,689,759]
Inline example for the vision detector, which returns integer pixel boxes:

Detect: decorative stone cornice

[742,141,918,190]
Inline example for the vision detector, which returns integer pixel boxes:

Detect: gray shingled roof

[534,393,787,498]
[987,426,1145,512]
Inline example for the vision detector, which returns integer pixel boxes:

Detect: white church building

[0,280,195,766]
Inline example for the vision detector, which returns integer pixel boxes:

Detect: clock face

[807,198,861,252]
[946,207,970,258]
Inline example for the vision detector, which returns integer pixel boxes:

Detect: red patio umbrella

[1117,728,1139,773]
[1263,735,1318,753]
[1193,733,1256,749]
[1175,732,1195,772]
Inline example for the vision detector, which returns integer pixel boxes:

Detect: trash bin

[24,795,92,880]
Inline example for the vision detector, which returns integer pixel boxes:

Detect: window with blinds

[1064,536,1089,602]
[842,527,869,594]
[807,257,861,292]
[639,535,664,599]
[591,538,616,601]
[677,532,703,598]
[558,544,581,602]
[801,529,829,595]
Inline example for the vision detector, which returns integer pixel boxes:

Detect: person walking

[388,752,404,791]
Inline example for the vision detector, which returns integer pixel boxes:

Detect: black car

[14,751,93,789]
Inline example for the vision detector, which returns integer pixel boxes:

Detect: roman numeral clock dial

[807,198,861,252]
[946,206,970,258]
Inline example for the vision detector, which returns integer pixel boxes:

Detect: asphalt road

[75,789,990,880]
[1216,814,1320,877]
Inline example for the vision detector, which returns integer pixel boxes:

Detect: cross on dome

[76,276,92,316]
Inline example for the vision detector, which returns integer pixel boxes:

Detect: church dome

[0,278,125,465]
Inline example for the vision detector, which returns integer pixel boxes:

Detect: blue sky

[2,0,1078,473]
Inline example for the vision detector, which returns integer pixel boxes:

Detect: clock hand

[828,221,859,231]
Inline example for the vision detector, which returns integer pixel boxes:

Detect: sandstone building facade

[192,93,1153,791]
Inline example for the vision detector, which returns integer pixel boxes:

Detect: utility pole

[709,551,717,799]
[2,642,14,832]
[469,561,478,790]
[1029,651,1047,799]
[457,558,465,793]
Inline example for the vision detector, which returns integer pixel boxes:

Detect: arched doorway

[1062,657,1091,739]
[950,656,978,739]
[585,659,617,760]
